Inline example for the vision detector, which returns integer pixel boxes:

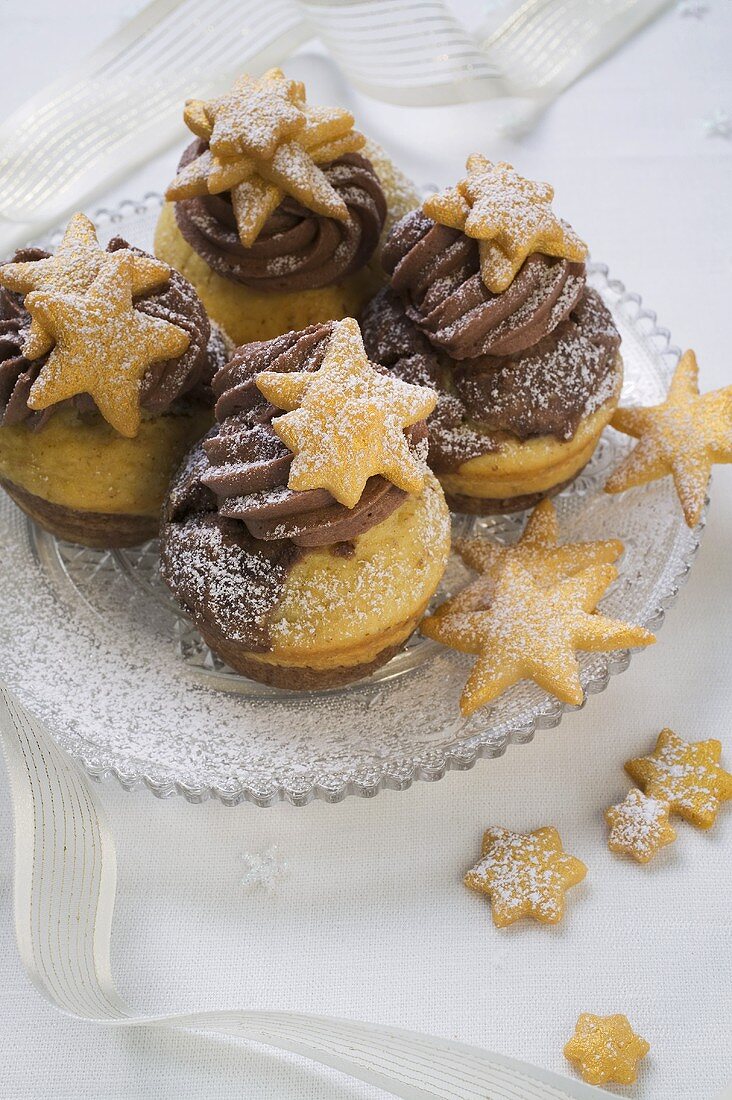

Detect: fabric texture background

[0,2,730,1098]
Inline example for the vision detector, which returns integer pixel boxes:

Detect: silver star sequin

[240,846,289,891]
[702,108,731,139]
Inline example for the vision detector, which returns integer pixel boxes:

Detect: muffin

[361,156,623,514]
[155,67,418,346]
[0,213,227,548]
[160,317,451,689]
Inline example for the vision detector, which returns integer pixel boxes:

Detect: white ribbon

[0,0,671,253]
[0,682,615,1099]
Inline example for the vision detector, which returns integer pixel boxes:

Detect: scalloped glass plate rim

[14,192,706,809]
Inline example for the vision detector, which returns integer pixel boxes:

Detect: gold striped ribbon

[0,684,609,1099]
[0,0,670,252]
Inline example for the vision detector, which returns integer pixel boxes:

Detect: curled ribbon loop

[0,684,607,1098]
[0,0,668,252]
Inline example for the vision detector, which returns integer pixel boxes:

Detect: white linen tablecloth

[1,3,731,1097]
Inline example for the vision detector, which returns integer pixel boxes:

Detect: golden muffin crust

[0,402,213,518]
[195,472,451,686]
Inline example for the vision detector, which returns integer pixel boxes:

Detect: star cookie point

[625,728,732,829]
[255,318,436,509]
[465,825,586,927]
[605,788,676,862]
[25,252,189,438]
[441,499,623,620]
[205,69,305,160]
[564,1013,650,1085]
[606,349,732,527]
[422,560,653,715]
[424,156,587,294]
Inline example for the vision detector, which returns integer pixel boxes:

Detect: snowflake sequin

[240,846,289,891]
[701,108,731,139]
[677,0,709,16]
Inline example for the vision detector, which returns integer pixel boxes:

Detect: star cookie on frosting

[464,826,586,926]
[564,1013,650,1086]
[166,69,365,247]
[606,349,732,527]
[0,212,170,359]
[202,71,304,160]
[434,499,622,620]
[625,728,732,829]
[605,788,676,863]
[423,155,587,294]
[255,318,436,509]
[25,253,190,437]
[421,561,654,715]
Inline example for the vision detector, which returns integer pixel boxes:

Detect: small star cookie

[605,788,676,863]
[606,349,732,527]
[464,826,586,926]
[435,499,622,619]
[0,212,169,358]
[256,318,436,508]
[625,728,732,829]
[25,253,190,437]
[423,155,587,293]
[421,561,654,715]
[564,1013,650,1085]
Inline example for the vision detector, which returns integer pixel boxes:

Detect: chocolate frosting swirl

[173,140,387,292]
[381,210,586,360]
[169,322,427,547]
[0,238,226,430]
[361,286,620,473]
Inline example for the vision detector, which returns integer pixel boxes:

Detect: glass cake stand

[0,196,704,807]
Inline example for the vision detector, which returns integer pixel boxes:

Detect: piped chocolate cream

[173,141,387,293]
[0,238,226,430]
[160,322,430,652]
[362,209,621,473]
[382,210,586,360]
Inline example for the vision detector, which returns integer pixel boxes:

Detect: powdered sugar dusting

[625,728,732,827]
[465,826,586,925]
[606,788,675,862]
[270,474,449,647]
[167,69,363,244]
[424,156,587,294]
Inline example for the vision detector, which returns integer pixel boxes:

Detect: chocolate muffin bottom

[196,620,420,691]
[443,472,582,516]
[1,477,157,548]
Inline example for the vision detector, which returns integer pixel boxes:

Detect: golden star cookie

[464,826,586,927]
[0,212,170,359]
[606,349,732,527]
[625,728,732,829]
[605,788,676,863]
[421,561,654,715]
[256,318,436,508]
[564,1013,650,1086]
[25,253,190,438]
[165,69,364,246]
[434,499,622,620]
[423,155,587,293]
[204,70,305,159]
